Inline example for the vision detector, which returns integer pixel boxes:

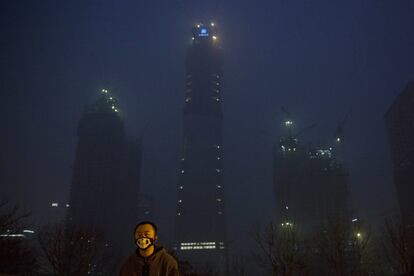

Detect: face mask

[135,237,154,250]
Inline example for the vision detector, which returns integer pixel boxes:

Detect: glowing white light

[180,242,217,250]
[177,212,181,216]
[23,230,35,234]
[196,24,200,28]
[114,109,118,112]
[51,203,58,207]
[285,206,289,210]
[0,234,25,238]
[211,22,215,26]
[285,120,293,126]
[352,218,358,222]
[216,198,222,202]
[212,35,217,40]
[178,199,182,203]
[66,204,70,208]
[336,137,341,142]
[181,170,185,174]
[179,186,184,190]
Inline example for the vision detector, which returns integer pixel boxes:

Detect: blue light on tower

[198,28,209,37]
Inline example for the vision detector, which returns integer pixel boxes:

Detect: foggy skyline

[1,0,413,250]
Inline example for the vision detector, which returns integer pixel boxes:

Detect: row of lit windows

[181,242,215,246]
[181,245,216,250]
[179,241,225,250]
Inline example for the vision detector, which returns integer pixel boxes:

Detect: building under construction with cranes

[175,22,228,275]
[67,89,142,271]
[273,114,350,236]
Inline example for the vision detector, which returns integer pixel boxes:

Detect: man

[119,221,179,276]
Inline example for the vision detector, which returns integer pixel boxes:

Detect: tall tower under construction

[175,22,227,274]
[273,116,349,236]
[67,90,142,269]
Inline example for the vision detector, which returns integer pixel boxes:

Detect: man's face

[135,224,157,241]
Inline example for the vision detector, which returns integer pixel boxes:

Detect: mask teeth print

[136,238,152,249]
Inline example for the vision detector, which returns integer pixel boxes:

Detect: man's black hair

[134,221,158,235]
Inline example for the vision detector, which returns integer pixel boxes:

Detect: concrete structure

[67,89,142,263]
[175,22,228,275]
[385,82,414,225]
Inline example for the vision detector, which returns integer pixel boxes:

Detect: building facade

[67,90,142,262]
[175,23,228,274]
[385,82,414,225]
[273,119,349,236]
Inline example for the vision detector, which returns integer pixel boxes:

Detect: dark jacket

[119,247,179,276]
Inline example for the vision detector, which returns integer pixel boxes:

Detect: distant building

[67,89,142,258]
[273,118,349,235]
[137,193,155,221]
[175,22,228,274]
[385,82,414,225]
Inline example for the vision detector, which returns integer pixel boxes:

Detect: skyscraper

[68,89,142,260]
[175,23,227,274]
[273,118,349,235]
[385,82,414,225]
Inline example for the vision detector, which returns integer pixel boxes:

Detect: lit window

[216,185,222,189]
[217,156,221,160]
[181,170,185,174]
[180,242,217,250]
[216,168,221,173]
[51,203,59,207]
[179,186,184,190]
[185,97,191,103]
[285,206,289,210]
[177,212,181,216]
[66,204,70,208]
[178,199,182,203]
[216,198,222,202]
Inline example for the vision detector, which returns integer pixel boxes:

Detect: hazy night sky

[1,0,413,251]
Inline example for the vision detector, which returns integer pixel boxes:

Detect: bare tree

[0,200,38,275]
[253,222,309,276]
[229,255,249,276]
[382,219,414,275]
[37,223,108,276]
[314,218,373,276]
